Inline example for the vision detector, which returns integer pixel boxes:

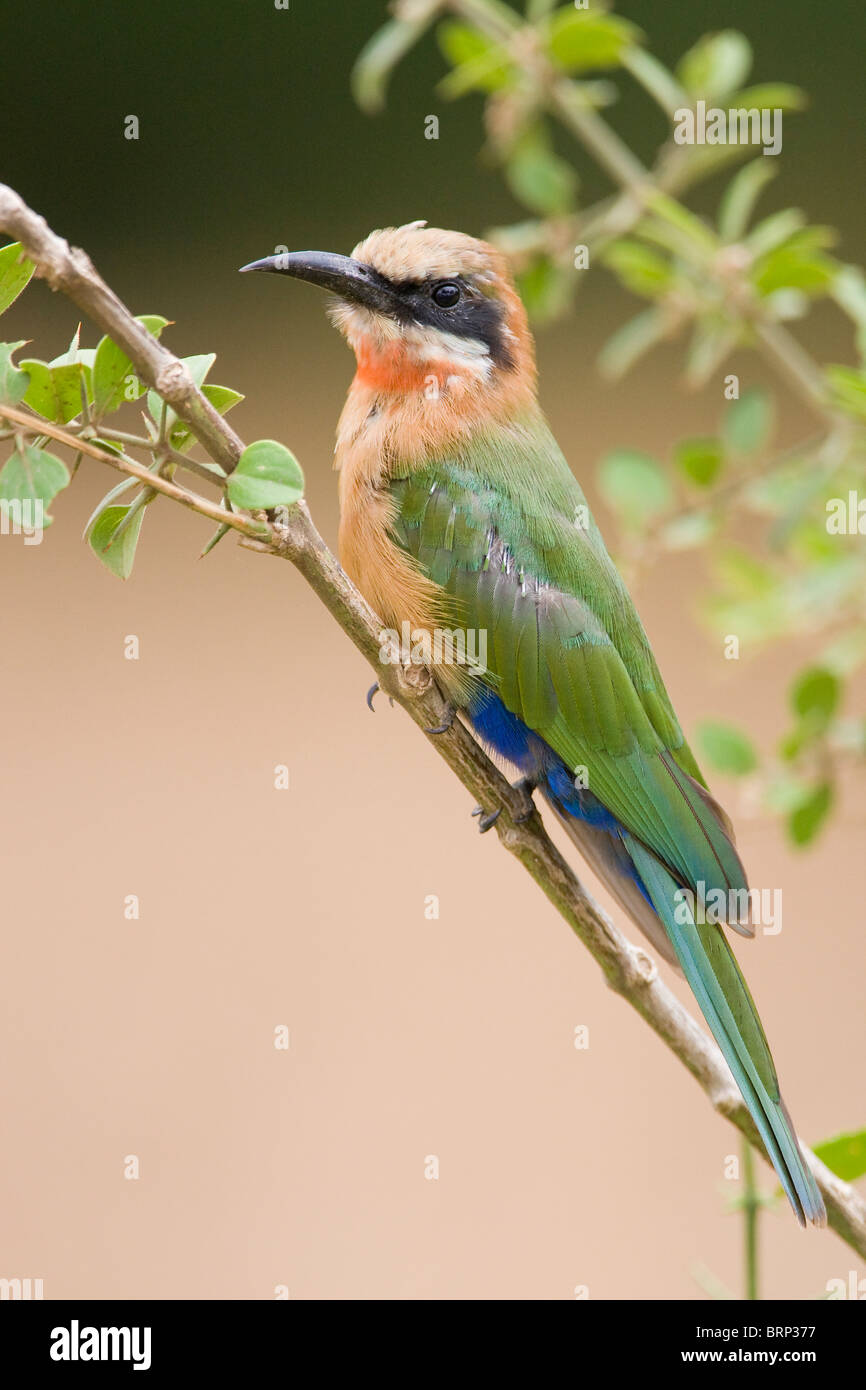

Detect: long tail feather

[623,832,825,1227]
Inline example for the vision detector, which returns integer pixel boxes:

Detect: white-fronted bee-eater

[242,221,825,1226]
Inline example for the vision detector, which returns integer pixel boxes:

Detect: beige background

[1,286,863,1299]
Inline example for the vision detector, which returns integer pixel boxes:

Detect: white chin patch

[329,300,491,377]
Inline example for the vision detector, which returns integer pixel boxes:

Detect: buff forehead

[350,221,508,288]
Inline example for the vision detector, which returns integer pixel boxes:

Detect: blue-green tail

[624,834,825,1227]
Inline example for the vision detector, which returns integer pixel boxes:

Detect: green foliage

[0,308,248,581]
[0,442,69,524]
[226,440,305,510]
[545,8,641,73]
[515,256,575,322]
[675,437,723,488]
[723,388,773,454]
[791,666,839,731]
[0,340,31,404]
[0,241,35,315]
[812,1129,866,1183]
[352,9,440,114]
[598,307,668,379]
[20,358,88,424]
[600,241,673,298]
[676,30,752,100]
[86,500,147,580]
[825,365,866,419]
[167,383,243,454]
[437,22,513,96]
[92,316,168,417]
[504,125,578,216]
[597,448,672,527]
[788,780,833,846]
[697,721,758,776]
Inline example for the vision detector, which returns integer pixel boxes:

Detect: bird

[240,220,826,1227]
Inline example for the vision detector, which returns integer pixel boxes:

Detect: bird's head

[240,220,535,403]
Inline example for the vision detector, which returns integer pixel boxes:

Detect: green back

[388,407,746,898]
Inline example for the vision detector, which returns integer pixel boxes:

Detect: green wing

[388,428,747,902]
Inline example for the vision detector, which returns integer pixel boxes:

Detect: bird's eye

[432,281,461,308]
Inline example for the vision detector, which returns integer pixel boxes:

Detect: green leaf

[92,315,168,417]
[505,126,578,216]
[601,239,673,298]
[86,502,146,580]
[675,437,724,487]
[791,666,840,730]
[751,227,838,297]
[167,383,244,454]
[0,340,31,405]
[677,31,752,100]
[623,48,684,115]
[546,11,641,72]
[0,443,69,525]
[684,317,737,388]
[352,11,438,113]
[643,191,719,256]
[696,720,758,776]
[722,387,772,453]
[226,439,305,510]
[744,208,806,259]
[597,449,672,527]
[826,365,866,420]
[727,83,808,114]
[437,21,513,96]
[146,351,214,434]
[779,723,811,763]
[598,307,668,379]
[0,242,36,316]
[20,359,87,424]
[831,265,866,354]
[83,475,141,537]
[812,1129,866,1183]
[515,257,574,324]
[788,780,833,846]
[717,160,777,242]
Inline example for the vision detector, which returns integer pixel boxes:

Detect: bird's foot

[471,805,501,834]
[511,776,537,824]
[425,702,456,735]
[471,778,536,834]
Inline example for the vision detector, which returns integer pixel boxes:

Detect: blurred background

[0,0,864,1299]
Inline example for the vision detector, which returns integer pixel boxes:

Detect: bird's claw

[366,682,394,712]
[425,702,456,735]
[471,805,501,833]
[471,778,535,834]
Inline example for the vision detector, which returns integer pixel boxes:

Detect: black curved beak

[239,250,401,316]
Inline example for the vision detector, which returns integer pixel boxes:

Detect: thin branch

[0,403,260,540]
[2,183,864,1258]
